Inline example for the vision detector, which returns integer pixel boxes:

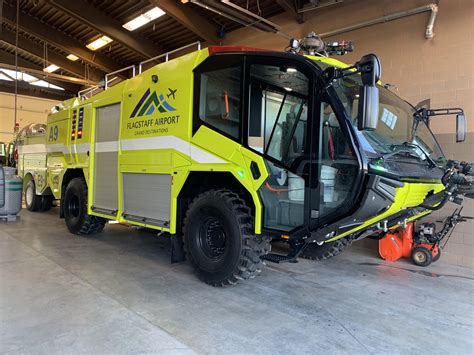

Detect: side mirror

[356,54,381,130]
[357,86,379,130]
[456,113,466,142]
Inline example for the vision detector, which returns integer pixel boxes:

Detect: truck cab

[194,49,456,249]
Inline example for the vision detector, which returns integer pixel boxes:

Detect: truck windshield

[327,70,446,167]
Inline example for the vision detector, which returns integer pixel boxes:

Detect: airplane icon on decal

[167,88,177,100]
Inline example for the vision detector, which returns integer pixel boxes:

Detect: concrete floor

[1,208,473,354]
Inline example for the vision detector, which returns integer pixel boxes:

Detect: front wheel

[183,189,270,287]
[63,178,106,235]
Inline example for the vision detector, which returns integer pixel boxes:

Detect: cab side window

[196,63,242,139]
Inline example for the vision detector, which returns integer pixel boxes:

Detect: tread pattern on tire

[300,236,353,261]
[66,178,106,235]
[183,189,271,287]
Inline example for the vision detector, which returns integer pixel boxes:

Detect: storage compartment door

[92,103,120,215]
[122,173,171,227]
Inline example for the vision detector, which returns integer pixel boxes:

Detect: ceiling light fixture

[123,6,166,31]
[43,64,60,73]
[86,35,113,51]
[67,54,79,61]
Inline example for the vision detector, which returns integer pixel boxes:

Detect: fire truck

[16,37,472,286]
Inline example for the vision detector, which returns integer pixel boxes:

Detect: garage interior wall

[0,93,59,142]
[224,0,474,268]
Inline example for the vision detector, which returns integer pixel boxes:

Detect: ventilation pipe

[185,0,292,38]
[320,4,439,40]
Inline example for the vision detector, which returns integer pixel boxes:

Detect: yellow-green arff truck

[16,44,470,286]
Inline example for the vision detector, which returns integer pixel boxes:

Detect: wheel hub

[68,195,80,218]
[26,185,33,206]
[200,217,226,258]
[414,251,427,263]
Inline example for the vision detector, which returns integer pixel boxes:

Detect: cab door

[309,97,361,232]
[245,57,316,233]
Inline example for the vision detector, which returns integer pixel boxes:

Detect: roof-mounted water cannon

[287,32,354,56]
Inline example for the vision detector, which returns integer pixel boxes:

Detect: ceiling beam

[151,0,220,44]
[45,0,163,58]
[2,5,123,73]
[275,0,304,23]
[0,78,76,101]
[1,28,103,82]
[0,50,83,93]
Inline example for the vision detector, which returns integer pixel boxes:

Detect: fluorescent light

[122,6,165,31]
[284,87,293,92]
[287,68,297,73]
[86,35,113,51]
[123,15,149,31]
[146,6,166,19]
[67,54,79,61]
[43,64,60,73]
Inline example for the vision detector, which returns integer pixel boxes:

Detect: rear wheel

[39,195,54,212]
[183,189,270,287]
[300,237,353,261]
[25,180,40,212]
[63,178,106,235]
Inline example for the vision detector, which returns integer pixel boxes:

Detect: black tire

[63,178,106,235]
[411,246,433,267]
[432,248,441,262]
[25,180,40,212]
[183,189,270,287]
[300,237,353,261]
[38,195,54,212]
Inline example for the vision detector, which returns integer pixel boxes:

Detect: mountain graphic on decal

[130,88,176,118]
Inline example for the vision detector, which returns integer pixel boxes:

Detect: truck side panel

[47,99,94,199]
[17,134,48,195]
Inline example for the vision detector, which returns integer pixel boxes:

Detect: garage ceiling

[0,0,329,99]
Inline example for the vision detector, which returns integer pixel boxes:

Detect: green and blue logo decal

[130,88,177,118]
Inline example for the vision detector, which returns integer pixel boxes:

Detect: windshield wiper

[378,142,437,168]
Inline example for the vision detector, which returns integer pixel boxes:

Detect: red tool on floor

[379,208,472,267]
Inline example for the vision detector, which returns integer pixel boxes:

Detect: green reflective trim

[6,181,22,185]
[6,188,22,191]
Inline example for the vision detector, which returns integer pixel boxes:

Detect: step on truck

[16,36,473,286]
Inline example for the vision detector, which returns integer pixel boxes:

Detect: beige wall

[0,93,59,142]
[225,0,474,267]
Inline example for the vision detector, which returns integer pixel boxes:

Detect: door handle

[250,161,261,180]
